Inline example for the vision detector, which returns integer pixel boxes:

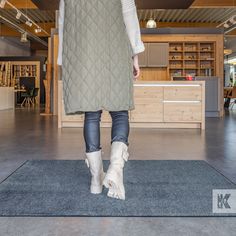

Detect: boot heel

[90,184,103,194]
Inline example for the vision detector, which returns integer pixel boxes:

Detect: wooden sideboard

[58,80,205,129]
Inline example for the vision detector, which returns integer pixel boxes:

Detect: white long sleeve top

[57,0,145,65]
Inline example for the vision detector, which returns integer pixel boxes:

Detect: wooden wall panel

[191,0,236,8]
[139,68,168,81]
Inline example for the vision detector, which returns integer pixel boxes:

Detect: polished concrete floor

[0,106,236,236]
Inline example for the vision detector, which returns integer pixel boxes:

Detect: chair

[20,87,34,107]
[228,86,236,110]
[224,88,230,98]
[30,87,39,106]
[20,87,39,107]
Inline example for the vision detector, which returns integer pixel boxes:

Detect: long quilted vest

[61,0,135,115]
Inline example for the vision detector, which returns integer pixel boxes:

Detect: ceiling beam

[31,0,59,10]
[136,0,195,9]
[191,0,236,8]
[5,0,236,10]
[140,21,219,28]
[20,0,196,10]
[226,29,236,36]
[2,21,226,36]
[6,0,38,9]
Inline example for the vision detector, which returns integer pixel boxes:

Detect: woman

[57,0,145,200]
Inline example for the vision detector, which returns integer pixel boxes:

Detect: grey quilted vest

[61,0,135,115]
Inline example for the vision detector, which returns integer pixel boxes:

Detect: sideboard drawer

[164,86,202,101]
[131,86,163,122]
[164,102,202,122]
[134,86,163,101]
[130,103,163,122]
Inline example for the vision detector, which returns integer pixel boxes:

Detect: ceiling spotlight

[20,32,28,42]
[146,18,157,28]
[25,20,32,27]
[224,49,233,55]
[0,0,6,8]
[16,11,21,20]
[35,28,42,33]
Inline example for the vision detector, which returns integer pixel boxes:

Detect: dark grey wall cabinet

[139,43,169,68]
[148,43,169,67]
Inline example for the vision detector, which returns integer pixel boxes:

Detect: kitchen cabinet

[139,43,169,68]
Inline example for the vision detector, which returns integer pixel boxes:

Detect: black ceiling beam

[136,0,194,9]
[31,0,59,10]
[31,0,194,10]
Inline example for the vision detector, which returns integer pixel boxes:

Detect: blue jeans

[83,110,130,153]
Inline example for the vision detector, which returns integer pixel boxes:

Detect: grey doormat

[0,160,235,217]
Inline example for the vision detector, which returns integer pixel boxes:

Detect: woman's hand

[132,54,140,80]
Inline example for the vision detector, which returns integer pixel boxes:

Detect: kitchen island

[58,80,205,129]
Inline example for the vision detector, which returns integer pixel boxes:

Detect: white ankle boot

[85,149,106,194]
[102,141,129,200]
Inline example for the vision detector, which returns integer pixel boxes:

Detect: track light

[25,20,32,27]
[16,11,21,20]
[20,32,28,42]
[35,28,42,33]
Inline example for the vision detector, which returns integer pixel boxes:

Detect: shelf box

[169,43,183,52]
[184,43,198,52]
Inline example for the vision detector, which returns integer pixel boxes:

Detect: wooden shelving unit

[12,64,37,77]
[0,61,40,105]
[0,61,11,87]
[169,42,216,78]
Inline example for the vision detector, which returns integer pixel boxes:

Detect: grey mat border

[0,159,236,218]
